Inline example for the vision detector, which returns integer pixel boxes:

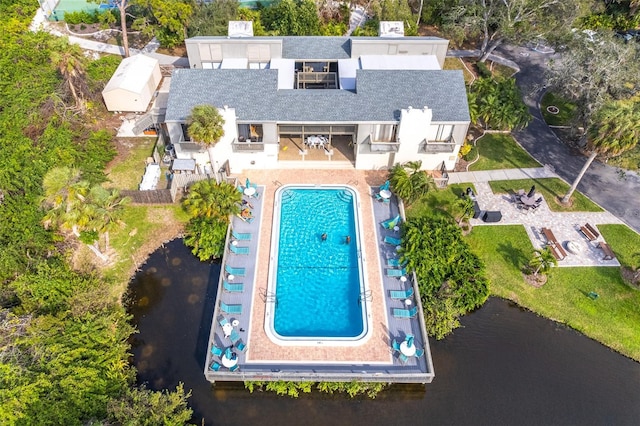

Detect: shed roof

[165,68,469,123]
[103,54,159,94]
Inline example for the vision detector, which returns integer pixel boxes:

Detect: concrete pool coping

[264,184,372,346]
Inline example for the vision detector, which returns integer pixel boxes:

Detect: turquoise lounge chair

[387,258,406,267]
[229,329,241,345]
[379,180,390,191]
[390,288,413,299]
[229,364,240,372]
[224,264,246,277]
[217,314,229,327]
[220,302,242,315]
[210,344,223,357]
[392,339,401,353]
[223,280,244,293]
[209,361,221,371]
[415,348,425,358]
[236,339,246,352]
[381,214,401,230]
[374,192,390,204]
[386,268,407,277]
[229,244,250,255]
[393,306,418,318]
[232,230,252,241]
[384,236,402,246]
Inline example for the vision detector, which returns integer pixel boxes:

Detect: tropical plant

[388,161,433,204]
[107,383,193,424]
[562,99,640,203]
[87,185,129,253]
[183,217,228,261]
[41,167,90,235]
[245,380,388,398]
[528,246,558,276]
[468,77,531,130]
[455,196,475,226]
[182,179,241,221]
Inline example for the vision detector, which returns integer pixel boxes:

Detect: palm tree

[41,167,89,235]
[49,38,88,111]
[88,186,129,253]
[529,247,557,276]
[562,99,640,203]
[455,197,475,226]
[389,161,433,204]
[182,180,240,221]
[187,105,225,176]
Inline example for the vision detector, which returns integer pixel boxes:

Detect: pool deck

[204,169,434,383]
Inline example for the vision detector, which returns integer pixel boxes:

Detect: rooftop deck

[203,169,434,383]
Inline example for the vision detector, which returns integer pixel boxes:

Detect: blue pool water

[273,187,364,338]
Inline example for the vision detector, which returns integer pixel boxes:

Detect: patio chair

[392,339,401,353]
[210,344,224,357]
[223,280,244,293]
[399,353,409,363]
[384,236,402,246]
[374,192,390,204]
[236,339,247,352]
[229,244,250,255]
[390,287,413,299]
[415,348,425,358]
[385,268,407,278]
[220,302,242,315]
[217,314,229,327]
[229,329,241,345]
[209,361,221,371]
[379,180,390,191]
[229,364,240,372]
[224,265,246,277]
[393,306,418,318]
[232,231,252,241]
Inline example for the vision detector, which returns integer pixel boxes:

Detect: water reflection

[128,240,640,425]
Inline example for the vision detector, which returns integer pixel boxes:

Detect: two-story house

[163,26,470,179]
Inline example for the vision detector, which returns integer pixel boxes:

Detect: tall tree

[187,104,225,175]
[182,180,241,221]
[562,99,640,203]
[41,167,89,235]
[133,0,193,48]
[388,161,433,204]
[49,38,89,111]
[88,185,129,253]
[446,0,584,61]
[528,246,557,276]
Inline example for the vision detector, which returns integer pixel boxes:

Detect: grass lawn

[407,183,472,221]
[488,61,517,79]
[106,137,158,190]
[598,224,640,270]
[489,178,603,212]
[443,57,475,84]
[104,204,189,290]
[540,92,577,127]
[469,133,541,171]
[465,225,640,361]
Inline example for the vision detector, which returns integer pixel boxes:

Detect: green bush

[476,61,492,78]
[245,381,388,398]
[64,10,98,25]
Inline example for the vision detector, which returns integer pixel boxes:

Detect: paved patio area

[469,181,622,267]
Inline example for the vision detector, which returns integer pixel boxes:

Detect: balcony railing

[422,136,457,153]
[369,133,400,152]
[232,138,264,152]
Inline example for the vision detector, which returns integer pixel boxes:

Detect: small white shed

[102,54,162,112]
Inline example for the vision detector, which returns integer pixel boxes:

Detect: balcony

[421,136,457,153]
[232,138,264,152]
[369,133,400,153]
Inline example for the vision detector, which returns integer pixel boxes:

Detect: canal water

[127,240,640,425]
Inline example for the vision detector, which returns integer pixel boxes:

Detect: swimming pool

[265,185,371,346]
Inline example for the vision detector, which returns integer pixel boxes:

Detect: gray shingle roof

[165,69,469,123]
[281,37,352,60]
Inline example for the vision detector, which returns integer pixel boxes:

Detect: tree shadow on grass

[496,241,530,272]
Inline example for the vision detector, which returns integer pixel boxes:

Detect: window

[181,123,190,142]
[237,124,263,142]
[433,124,453,142]
[373,124,397,142]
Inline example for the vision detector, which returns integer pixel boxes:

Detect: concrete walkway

[448,166,558,184]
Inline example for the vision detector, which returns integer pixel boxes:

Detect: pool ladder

[260,288,278,306]
[358,290,372,304]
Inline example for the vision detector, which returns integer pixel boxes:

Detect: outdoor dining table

[243,187,256,197]
[520,195,537,206]
[379,189,392,199]
[400,341,416,357]
[221,351,238,368]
